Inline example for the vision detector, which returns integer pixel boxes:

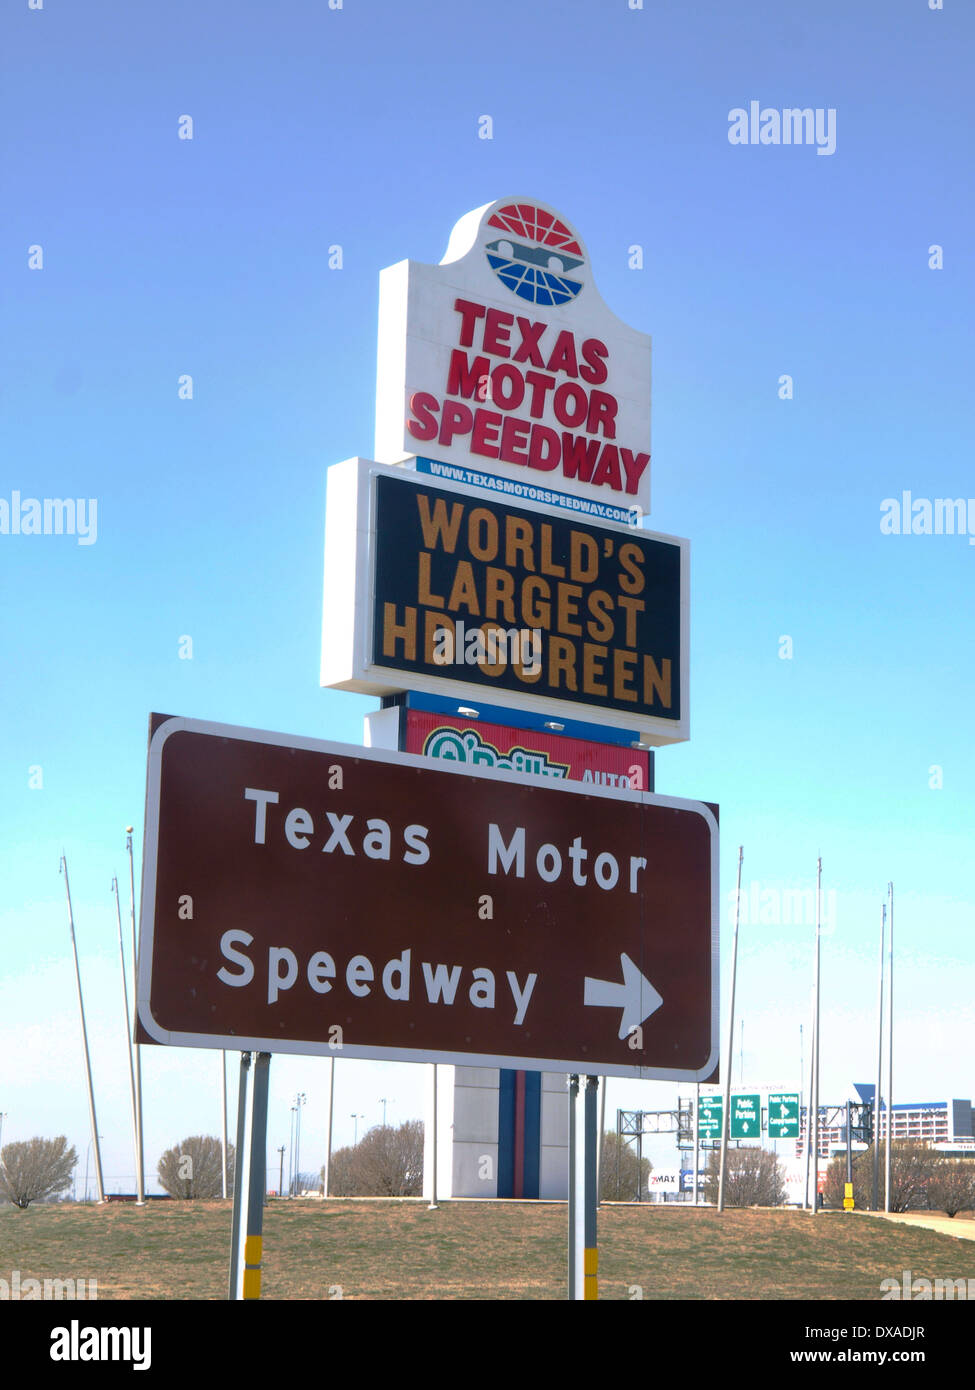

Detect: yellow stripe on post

[584,1247,598,1300]
[243,1235,263,1300]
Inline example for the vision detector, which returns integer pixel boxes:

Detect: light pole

[288,1106,296,1196]
[277,1146,285,1197]
[352,1113,364,1145]
[62,854,105,1204]
[84,1135,103,1203]
[323,1057,335,1198]
[112,876,140,1205]
[294,1093,307,1195]
[126,828,146,1205]
[885,881,894,1213]
[717,845,744,1213]
[381,1098,388,1128]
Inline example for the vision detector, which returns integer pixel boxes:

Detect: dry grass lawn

[3,1199,974,1300]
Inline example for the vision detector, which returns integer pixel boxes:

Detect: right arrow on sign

[584,953,663,1041]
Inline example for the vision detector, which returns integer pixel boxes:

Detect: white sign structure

[375,197,653,519]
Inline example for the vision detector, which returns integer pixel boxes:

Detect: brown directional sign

[137,716,718,1079]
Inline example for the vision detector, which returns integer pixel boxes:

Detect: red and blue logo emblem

[484,203,585,307]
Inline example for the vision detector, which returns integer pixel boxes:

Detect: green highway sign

[698,1095,723,1141]
[767,1092,800,1139]
[730,1092,761,1139]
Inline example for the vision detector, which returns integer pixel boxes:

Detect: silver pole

[568,1074,580,1299]
[113,876,140,1199]
[295,1093,304,1195]
[126,828,146,1205]
[288,1106,296,1196]
[884,881,894,1212]
[236,1053,271,1299]
[228,1053,251,1299]
[692,1082,699,1206]
[61,854,105,1204]
[717,845,744,1212]
[799,1023,803,1143]
[323,1056,335,1197]
[810,857,822,1216]
[583,1076,598,1299]
[221,1052,229,1200]
[872,902,886,1211]
[596,1075,606,1207]
[803,986,814,1209]
[427,1064,439,1210]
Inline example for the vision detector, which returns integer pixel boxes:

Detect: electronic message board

[321,459,688,745]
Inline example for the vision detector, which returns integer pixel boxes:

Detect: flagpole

[884,881,893,1212]
[127,827,146,1205]
[62,854,105,1204]
[717,845,743,1213]
[810,857,822,1216]
[323,1055,335,1197]
[872,902,886,1210]
[113,875,141,1200]
[803,993,814,1210]
[221,1052,229,1199]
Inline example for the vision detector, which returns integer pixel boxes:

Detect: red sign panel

[403,710,649,792]
[137,717,718,1079]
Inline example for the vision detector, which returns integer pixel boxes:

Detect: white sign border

[138,715,718,1081]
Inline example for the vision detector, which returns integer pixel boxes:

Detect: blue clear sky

[1,0,972,1194]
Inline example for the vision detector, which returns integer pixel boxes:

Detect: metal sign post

[568,1075,599,1301]
[568,1075,580,1299]
[242,1053,270,1298]
[229,1052,270,1300]
[228,1053,250,1299]
[583,1075,599,1300]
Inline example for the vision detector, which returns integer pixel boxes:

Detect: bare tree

[323,1121,424,1196]
[922,1159,975,1218]
[703,1147,786,1206]
[824,1143,941,1212]
[600,1130,653,1201]
[0,1137,77,1208]
[157,1136,235,1198]
[324,1144,362,1197]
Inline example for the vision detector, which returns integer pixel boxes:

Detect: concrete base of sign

[423,1065,569,1200]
